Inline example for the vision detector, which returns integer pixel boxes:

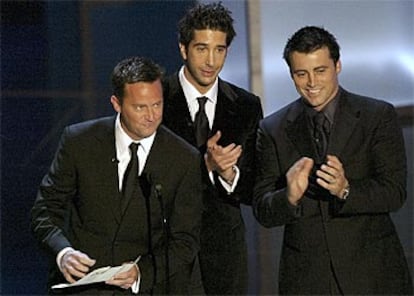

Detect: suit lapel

[285,100,317,159]
[142,126,172,180]
[212,80,242,145]
[328,90,360,157]
[94,116,123,225]
[213,81,237,124]
[163,74,196,146]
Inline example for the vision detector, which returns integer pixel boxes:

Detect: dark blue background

[1,1,195,294]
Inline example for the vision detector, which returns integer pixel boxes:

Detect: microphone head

[155,184,162,192]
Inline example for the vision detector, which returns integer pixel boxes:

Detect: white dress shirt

[178,67,240,193]
[114,113,155,189]
[179,66,217,127]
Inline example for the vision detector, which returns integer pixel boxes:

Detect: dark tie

[122,143,140,201]
[194,96,210,148]
[313,112,330,162]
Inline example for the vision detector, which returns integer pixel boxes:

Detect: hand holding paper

[60,249,96,284]
[53,256,141,290]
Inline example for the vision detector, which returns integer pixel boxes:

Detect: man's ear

[110,95,121,113]
[179,43,187,61]
[335,60,342,74]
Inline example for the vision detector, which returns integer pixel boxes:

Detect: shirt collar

[179,66,218,104]
[115,113,156,156]
[323,89,340,125]
[304,88,340,125]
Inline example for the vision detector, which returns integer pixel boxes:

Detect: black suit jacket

[253,88,413,295]
[162,74,263,294]
[31,116,203,295]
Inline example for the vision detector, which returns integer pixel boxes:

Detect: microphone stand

[141,175,156,296]
[155,184,170,294]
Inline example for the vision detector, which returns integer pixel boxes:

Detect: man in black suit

[162,2,263,295]
[253,26,413,295]
[31,56,203,294]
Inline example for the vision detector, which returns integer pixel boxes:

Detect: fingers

[61,250,96,283]
[316,155,348,197]
[62,269,77,284]
[206,131,240,154]
[206,130,222,149]
[296,157,314,177]
[219,144,242,166]
[287,157,314,179]
[205,131,242,173]
[106,263,138,290]
[77,252,96,267]
[299,157,314,173]
[286,157,314,205]
[207,144,242,172]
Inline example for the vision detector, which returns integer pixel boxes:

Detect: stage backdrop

[1,0,412,295]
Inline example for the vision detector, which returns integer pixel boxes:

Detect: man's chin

[139,128,158,139]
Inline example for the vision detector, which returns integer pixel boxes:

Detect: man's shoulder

[260,99,302,129]
[219,79,259,100]
[64,116,115,137]
[340,88,395,112]
[265,99,300,118]
[218,79,262,114]
[163,72,179,83]
[162,73,180,96]
[157,125,200,156]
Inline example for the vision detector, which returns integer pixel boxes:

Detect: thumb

[301,157,314,174]
[208,130,221,145]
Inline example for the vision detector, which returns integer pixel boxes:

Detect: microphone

[155,184,170,294]
[142,175,169,293]
[155,184,162,194]
[155,184,165,224]
[111,157,119,164]
[139,173,155,295]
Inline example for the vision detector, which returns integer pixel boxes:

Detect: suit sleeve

[217,96,263,205]
[31,127,74,256]
[339,103,407,215]
[253,123,301,227]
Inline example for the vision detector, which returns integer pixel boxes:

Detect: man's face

[290,46,341,111]
[111,79,163,141]
[179,29,228,94]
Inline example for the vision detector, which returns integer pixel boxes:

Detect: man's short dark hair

[111,56,164,100]
[178,1,236,48]
[283,26,340,68]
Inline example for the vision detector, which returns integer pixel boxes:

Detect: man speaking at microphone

[31,56,203,294]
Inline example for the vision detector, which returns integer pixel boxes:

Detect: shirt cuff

[131,264,141,294]
[56,247,75,272]
[218,165,240,193]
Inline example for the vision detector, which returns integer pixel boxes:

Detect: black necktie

[122,143,140,200]
[313,112,330,162]
[194,96,210,148]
